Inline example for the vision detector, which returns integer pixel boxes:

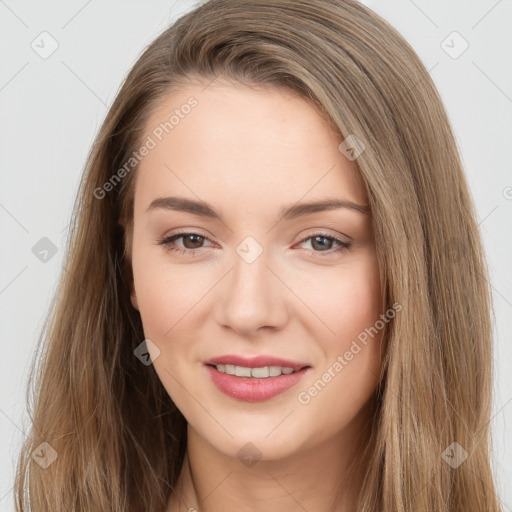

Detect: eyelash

[156,231,351,259]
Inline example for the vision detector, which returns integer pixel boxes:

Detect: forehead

[134,82,367,215]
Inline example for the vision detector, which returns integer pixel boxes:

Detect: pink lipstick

[204,354,311,402]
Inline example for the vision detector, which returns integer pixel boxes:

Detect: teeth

[235,366,252,377]
[269,366,282,377]
[251,367,270,378]
[215,364,297,378]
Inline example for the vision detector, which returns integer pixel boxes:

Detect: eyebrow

[145,196,370,220]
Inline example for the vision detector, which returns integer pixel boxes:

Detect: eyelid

[296,227,352,243]
[160,230,217,249]
[160,227,215,244]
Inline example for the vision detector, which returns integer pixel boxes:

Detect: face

[128,81,384,461]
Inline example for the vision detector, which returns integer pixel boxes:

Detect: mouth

[203,355,311,402]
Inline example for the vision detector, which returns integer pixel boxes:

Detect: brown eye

[181,234,205,249]
[157,232,215,255]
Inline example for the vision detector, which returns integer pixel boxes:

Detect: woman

[15,0,502,511]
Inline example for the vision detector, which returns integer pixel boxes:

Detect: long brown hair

[15,1,501,510]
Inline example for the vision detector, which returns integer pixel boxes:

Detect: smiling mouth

[207,364,310,378]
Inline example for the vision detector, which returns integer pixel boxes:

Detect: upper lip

[204,354,310,371]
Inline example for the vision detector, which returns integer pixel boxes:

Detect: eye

[157,232,215,256]
[156,231,351,258]
[296,233,351,258]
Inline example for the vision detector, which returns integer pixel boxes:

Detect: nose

[214,244,288,336]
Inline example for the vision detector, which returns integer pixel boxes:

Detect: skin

[128,81,384,512]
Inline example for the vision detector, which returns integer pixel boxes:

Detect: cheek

[329,253,383,383]
[133,269,176,339]
[132,250,208,340]
[295,251,383,425]
[131,259,206,405]
[334,262,382,342]
[297,251,382,346]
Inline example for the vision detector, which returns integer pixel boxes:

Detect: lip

[204,354,311,402]
[204,354,309,371]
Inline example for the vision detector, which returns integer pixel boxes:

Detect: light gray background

[1,0,511,510]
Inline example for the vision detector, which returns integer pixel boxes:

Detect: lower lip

[205,365,310,402]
